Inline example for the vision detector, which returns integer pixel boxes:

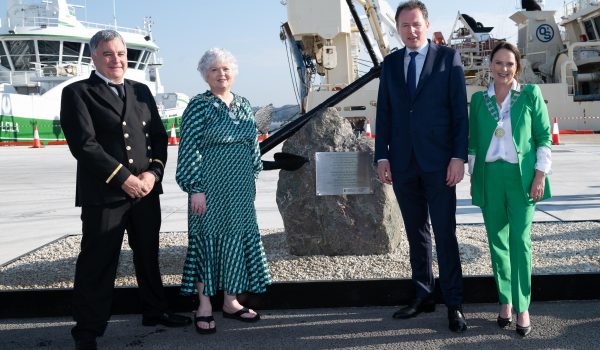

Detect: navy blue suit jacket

[375,42,468,173]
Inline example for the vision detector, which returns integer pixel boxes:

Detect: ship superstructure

[276,0,600,138]
[281,0,401,134]
[447,0,600,131]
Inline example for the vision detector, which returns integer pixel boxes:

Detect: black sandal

[194,314,216,334]
[222,307,260,323]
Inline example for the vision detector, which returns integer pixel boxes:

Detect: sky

[0,0,568,107]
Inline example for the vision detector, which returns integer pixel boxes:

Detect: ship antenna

[112,0,117,29]
[144,17,154,41]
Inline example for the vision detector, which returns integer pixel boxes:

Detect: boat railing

[0,70,38,86]
[563,0,598,16]
[6,16,58,28]
[0,63,93,85]
[79,21,146,35]
[451,38,496,71]
[6,16,145,36]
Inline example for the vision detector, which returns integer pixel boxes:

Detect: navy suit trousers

[391,154,464,307]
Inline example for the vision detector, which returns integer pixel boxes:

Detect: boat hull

[0,113,182,145]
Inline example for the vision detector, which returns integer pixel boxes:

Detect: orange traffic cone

[365,120,374,138]
[168,123,178,145]
[31,126,43,148]
[258,133,269,142]
[552,117,560,145]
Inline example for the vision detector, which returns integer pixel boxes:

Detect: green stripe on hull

[0,114,182,143]
[161,115,182,135]
[0,115,63,142]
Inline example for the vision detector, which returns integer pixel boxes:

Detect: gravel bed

[1,222,599,290]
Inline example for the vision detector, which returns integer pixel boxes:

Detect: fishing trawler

[0,0,188,145]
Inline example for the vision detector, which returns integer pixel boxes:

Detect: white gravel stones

[1,221,598,290]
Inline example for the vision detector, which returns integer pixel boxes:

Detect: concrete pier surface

[1,134,599,265]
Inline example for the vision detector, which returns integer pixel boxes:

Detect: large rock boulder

[276,107,404,256]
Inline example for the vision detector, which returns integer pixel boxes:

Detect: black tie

[407,51,418,99]
[108,83,124,100]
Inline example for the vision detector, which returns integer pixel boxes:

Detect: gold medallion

[494,127,505,138]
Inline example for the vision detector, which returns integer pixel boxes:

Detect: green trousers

[481,161,535,313]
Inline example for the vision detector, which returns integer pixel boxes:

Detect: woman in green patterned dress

[176,48,271,334]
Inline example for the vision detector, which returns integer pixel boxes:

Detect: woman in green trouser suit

[468,42,552,337]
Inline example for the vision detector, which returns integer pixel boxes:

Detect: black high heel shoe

[516,314,532,337]
[516,323,532,336]
[497,315,512,328]
[497,304,512,329]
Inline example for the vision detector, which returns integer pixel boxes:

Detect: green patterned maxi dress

[175,91,271,296]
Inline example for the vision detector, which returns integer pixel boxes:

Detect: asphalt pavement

[1,301,599,349]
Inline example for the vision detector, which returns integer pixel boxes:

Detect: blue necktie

[407,51,418,99]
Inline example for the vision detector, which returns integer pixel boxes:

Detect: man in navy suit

[374,1,468,332]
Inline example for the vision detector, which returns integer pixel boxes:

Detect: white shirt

[468,80,552,174]
[94,71,125,98]
[484,81,520,164]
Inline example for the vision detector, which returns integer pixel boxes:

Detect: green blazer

[468,84,552,207]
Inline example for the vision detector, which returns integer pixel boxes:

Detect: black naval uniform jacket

[60,72,168,207]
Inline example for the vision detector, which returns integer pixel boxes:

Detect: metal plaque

[315,152,373,196]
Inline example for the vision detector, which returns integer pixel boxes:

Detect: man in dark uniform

[60,30,190,349]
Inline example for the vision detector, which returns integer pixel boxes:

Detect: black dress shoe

[392,296,436,319]
[142,312,192,327]
[497,315,512,328]
[448,307,468,333]
[74,338,97,350]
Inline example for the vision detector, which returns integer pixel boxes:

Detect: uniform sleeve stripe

[152,159,165,168]
[106,164,123,184]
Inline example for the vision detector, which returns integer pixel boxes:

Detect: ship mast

[112,0,117,29]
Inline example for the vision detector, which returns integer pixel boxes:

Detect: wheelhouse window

[81,43,91,64]
[0,42,11,69]
[584,20,597,41]
[593,17,600,41]
[6,40,36,70]
[62,41,81,64]
[127,48,142,68]
[38,40,60,66]
[138,50,150,70]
